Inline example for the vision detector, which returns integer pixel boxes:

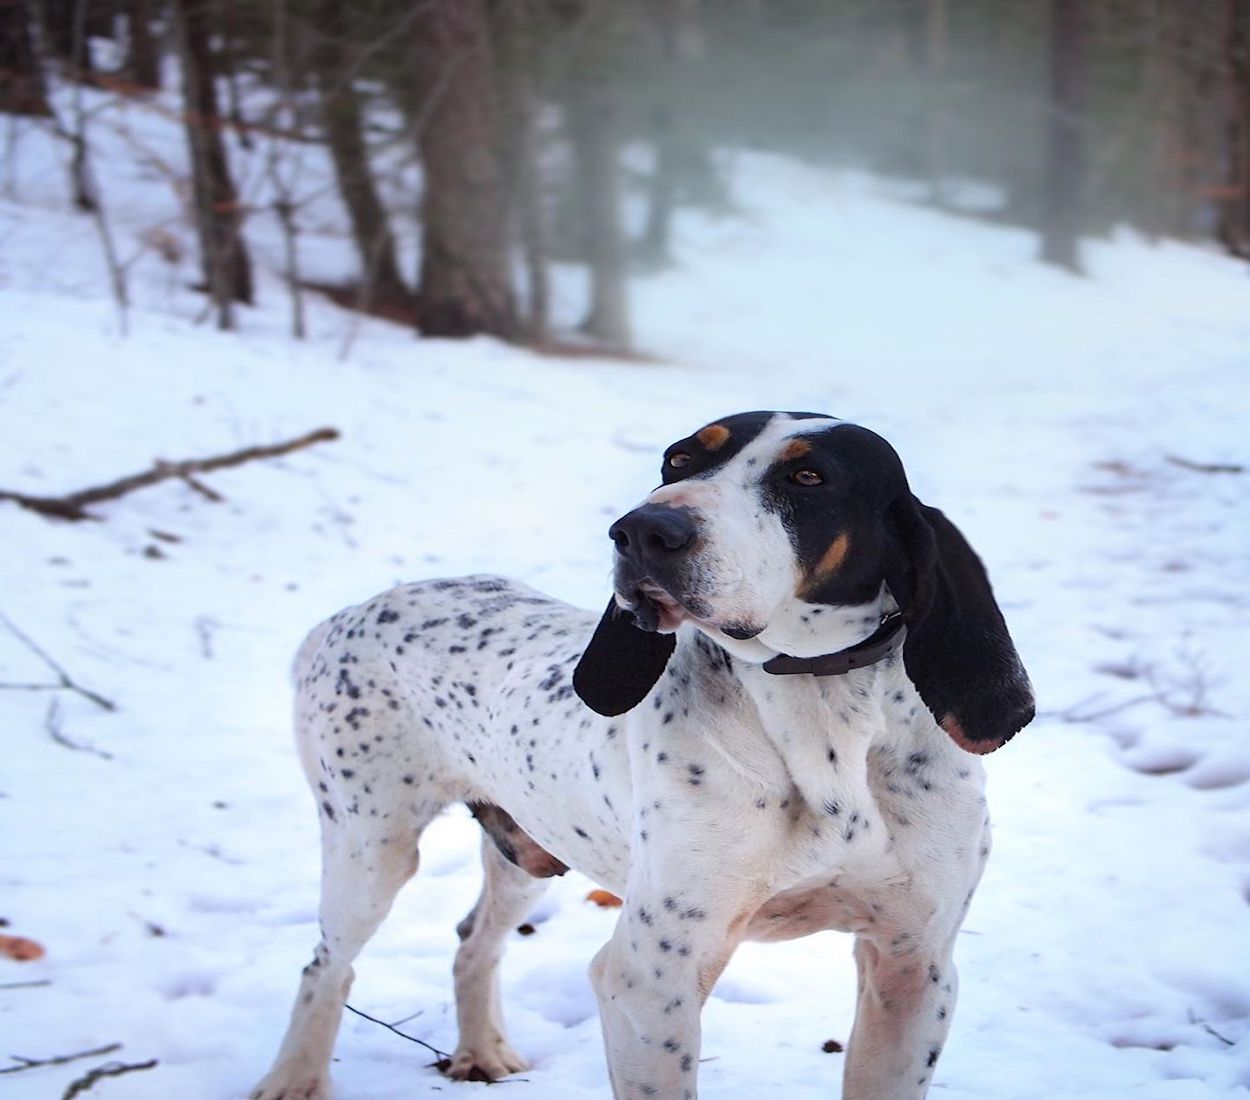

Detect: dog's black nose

[609,505,697,559]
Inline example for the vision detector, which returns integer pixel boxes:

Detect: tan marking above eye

[696,424,731,450]
[778,439,812,462]
[668,452,692,468]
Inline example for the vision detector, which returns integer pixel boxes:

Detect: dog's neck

[704,587,895,667]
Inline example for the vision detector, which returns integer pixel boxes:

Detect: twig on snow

[44,698,114,760]
[1165,455,1245,475]
[60,1058,158,1098]
[344,1003,450,1062]
[0,1044,121,1076]
[0,979,53,991]
[1187,1009,1236,1047]
[0,614,116,712]
[0,427,340,521]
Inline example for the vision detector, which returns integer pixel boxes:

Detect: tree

[123,0,161,90]
[1040,0,1086,274]
[310,0,412,310]
[563,0,630,348]
[1218,0,1250,256]
[41,0,93,77]
[492,0,549,341]
[173,0,254,328]
[411,0,517,340]
[0,0,51,115]
[636,0,721,268]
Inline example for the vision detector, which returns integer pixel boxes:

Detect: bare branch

[1165,454,1245,475]
[0,427,340,522]
[1,1044,121,1077]
[0,614,117,712]
[45,698,114,760]
[343,1003,450,1061]
[60,1058,158,1099]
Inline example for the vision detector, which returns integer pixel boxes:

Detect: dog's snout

[609,505,697,559]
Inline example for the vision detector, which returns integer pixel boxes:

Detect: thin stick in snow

[0,614,117,712]
[59,1058,159,1098]
[0,426,340,521]
[0,1044,122,1076]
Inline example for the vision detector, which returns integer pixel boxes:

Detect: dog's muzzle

[608,504,699,631]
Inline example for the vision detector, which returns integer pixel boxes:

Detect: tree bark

[0,0,51,115]
[411,0,517,340]
[1040,0,1086,273]
[638,0,718,267]
[42,0,92,76]
[565,4,630,348]
[1218,0,1250,256]
[123,0,160,90]
[173,0,254,327]
[310,0,411,309]
[492,0,548,340]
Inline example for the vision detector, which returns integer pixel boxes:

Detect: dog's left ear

[573,600,677,717]
[883,495,1034,753]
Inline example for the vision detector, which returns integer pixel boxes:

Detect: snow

[2,80,1249,1099]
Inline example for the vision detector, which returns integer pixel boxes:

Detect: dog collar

[761,612,906,677]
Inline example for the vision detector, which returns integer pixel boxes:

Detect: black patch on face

[661,411,831,485]
[760,422,912,606]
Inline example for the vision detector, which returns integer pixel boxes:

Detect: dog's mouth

[615,581,690,634]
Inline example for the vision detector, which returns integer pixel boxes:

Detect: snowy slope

[1,83,1249,1099]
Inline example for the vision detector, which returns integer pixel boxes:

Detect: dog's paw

[441,1040,530,1083]
[249,1067,331,1100]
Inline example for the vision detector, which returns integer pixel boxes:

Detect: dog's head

[573,411,1034,753]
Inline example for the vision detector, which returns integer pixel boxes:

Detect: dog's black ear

[573,600,677,717]
[883,495,1034,754]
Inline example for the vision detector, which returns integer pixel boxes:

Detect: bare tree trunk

[0,0,51,115]
[565,5,629,348]
[638,0,683,267]
[42,0,92,76]
[492,0,548,340]
[173,0,253,327]
[1040,0,1086,274]
[1218,0,1250,256]
[638,0,718,267]
[123,0,160,90]
[411,0,516,340]
[215,0,251,149]
[311,0,411,309]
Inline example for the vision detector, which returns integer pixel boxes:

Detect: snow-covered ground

[2,84,1249,1099]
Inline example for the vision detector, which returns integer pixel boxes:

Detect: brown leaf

[0,934,46,961]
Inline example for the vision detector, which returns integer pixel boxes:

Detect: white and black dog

[252,411,1034,1100]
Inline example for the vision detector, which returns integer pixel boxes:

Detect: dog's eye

[791,469,823,486]
[668,452,692,469]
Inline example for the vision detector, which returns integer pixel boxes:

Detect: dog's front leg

[588,844,771,1100]
[843,928,961,1100]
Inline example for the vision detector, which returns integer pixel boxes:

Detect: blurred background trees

[4,0,1248,338]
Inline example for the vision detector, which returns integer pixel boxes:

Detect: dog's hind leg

[448,831,552,1082]
[251,806,439,1100]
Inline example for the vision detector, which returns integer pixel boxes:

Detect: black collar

[761,611,906,677]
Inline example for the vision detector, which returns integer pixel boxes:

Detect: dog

[251,410,1034,1100]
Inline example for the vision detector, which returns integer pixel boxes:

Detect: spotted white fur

[252,415,1000,1100]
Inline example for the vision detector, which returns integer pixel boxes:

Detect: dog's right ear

[574,600,676,717]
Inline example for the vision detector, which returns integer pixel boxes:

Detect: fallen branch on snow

[45,698,114,759]
[0,1044,121,1076]
[343,1003,450,1062]
[0,614,116,712]
[1164,454,1245,475]
[0,427,340,521]
[60,1057,158,1098]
